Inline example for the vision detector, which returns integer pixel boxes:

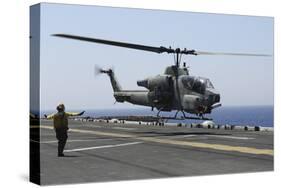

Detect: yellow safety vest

[46,111,83,129]
[53,112,68,129]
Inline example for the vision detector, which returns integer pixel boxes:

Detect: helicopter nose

[207,90,220,104]
[214,94,220,103]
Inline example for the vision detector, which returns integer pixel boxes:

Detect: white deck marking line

[206,135,254,140]
[64,142,143,152]
[39,125,273,156]
[182,135,197,138]
[112,127,137,131]
[162,134,253,140]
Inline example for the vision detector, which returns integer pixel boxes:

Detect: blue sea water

[78,106,273,127]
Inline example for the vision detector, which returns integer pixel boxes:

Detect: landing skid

[156,110,212,121]
[156,116,213,121]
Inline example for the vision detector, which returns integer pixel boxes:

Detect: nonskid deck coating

[35,120,273,185]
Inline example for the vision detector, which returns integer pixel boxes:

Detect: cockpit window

[182,76,206,94]
[206,79,214,89]
[182,76,194,89]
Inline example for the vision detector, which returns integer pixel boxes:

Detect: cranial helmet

[56,103,65,112]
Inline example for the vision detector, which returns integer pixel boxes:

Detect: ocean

[75,106,273,127]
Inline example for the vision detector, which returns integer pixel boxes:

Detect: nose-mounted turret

[200,87,221,114]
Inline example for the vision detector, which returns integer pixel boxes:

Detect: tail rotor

[94,65,114,76]
[94,65,121,92]
[94,65,103,76]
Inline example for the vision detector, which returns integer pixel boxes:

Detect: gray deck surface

[35,120,273,185]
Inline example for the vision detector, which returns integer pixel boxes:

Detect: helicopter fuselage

[107,66,221,116]
[52,33,268,118]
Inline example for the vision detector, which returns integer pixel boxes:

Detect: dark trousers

[55,128,68,155]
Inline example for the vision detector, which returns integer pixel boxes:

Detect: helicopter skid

[156,116,213,121]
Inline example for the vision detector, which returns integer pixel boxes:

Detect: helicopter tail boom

[114,90,150,106]
[95,66,152,106]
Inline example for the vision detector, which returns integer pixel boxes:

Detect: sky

[38,3,274,111]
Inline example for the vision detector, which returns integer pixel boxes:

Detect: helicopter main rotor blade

[195,50,271,57]
[53,34,175,54]
[53,34,271,57]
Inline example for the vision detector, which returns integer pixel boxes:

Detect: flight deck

[33,119,273,185]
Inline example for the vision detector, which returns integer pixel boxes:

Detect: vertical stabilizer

[99,69,122,92]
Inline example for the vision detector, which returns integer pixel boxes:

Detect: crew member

[45,104,85,157]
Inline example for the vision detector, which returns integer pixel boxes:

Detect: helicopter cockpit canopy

[205,78,214,89]
[181,76,214,94]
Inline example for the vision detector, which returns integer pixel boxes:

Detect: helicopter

[53,34,270,120]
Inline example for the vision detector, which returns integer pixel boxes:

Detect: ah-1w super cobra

[53,34,270,120]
